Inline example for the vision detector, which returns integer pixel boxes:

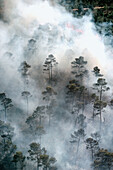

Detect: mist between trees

[0,0,113,170]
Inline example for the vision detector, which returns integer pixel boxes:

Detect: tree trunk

[49,113,50,127]
[76,138,80,155]
[49,66,51,84]
[93,106,95,120]
[3,138,5,153]
[37,159,39,170]
[99,86,102,129]
[26,96,29,116]
[91,150,94,160]
[40,135,41,147]
[4,107,7,123]
[51,63,52,81]
[82,91,85,114]
[15,162,17,170]
[40,116,42,126]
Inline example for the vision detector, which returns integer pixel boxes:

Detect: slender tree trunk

[47,101,51,127]
[40,116,42,126]
[49,113,50,127]
[24,78,26,91]
[8,163,11,170]
[93,106,95,120]
[51,63,52,81]
[15,162,17,170]
[37,159,39,170]
[49,66,51,84]
[40,135,41,147]
[39,114,42,145]
[91,150,94,160]
[37,165,39,170]
[3,138,5,153]
[82,91,85,114]
[20,164,24,170]
[26,96,29,116]
[76,138,80,155]
[99,86,102,129]
[4,107,7,123]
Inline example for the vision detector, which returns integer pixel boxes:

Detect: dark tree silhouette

[28,143,56,170]
[0,93,13,122]
[42,87,57,126]
[92,149,113,170]
[70,129,85,154]
[93,78,109,125]
[85,138,99,160]
[91,132,101,143]
[12,152,26,170]
[92,66,103,77]
[21,91,31,116]
[43,54,58,85]
[71,56,88,84]
[19,61,31,89]
[0,121,17,170]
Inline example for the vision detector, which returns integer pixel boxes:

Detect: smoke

[0,0,113,169]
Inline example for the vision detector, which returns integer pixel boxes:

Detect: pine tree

[0,93,13,122]
[93,149,113,170]
[70,129,85,154]
[43,54,58,85]
[85,138,99,160]
[12,152,26,170]
[93,78,109,125]
[21,91,31,116]
[71,56,88,84]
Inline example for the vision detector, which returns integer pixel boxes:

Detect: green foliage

[0,93,13,122]
[28,142,56,169]
[86,138,99,160]
[12,152,26,170]
[0,121,17,170]
[71,56,88,84]
[43,54,58,84]
[93,149,113,169]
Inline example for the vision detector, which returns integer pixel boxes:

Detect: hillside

[60,0,113,33]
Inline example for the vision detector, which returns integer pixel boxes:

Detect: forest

[0,0,113,170]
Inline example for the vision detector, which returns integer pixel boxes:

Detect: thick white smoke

[0,0,113,169]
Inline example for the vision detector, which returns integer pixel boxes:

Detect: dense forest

[0,0,113,170]
[59,0,113,34]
